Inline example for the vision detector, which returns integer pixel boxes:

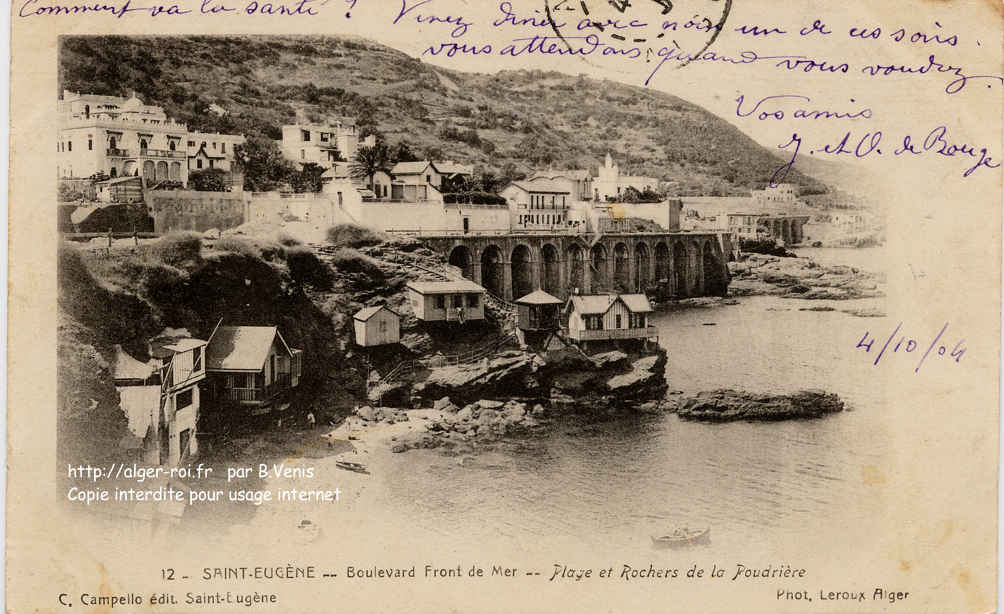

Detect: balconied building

[281,121,376,169]
[58,90,189,184]
[57,91,245,188]
[186,131,245,174]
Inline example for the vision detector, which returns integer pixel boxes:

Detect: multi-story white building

[186,131,245,173]
[57,91,245,188]
[57,90,189,184]
[281,121,376,169]
[500,178,574,230]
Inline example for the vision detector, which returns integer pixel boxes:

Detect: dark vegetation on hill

[59,35,827,196]
[57,225,491,463]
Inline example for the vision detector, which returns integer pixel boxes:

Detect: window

[320,133,329,142]
[585,315,603,330]
[209,159,215,169]
[187,140,195,147]
[301,129,311,142]
[169,140,176,151]
[425,174,431,183]
[139,139,147,152]
[176,388,193,409]
[615,314,622,329]
[196,159,203,169]
[212,142,216,150]
[109,136,116,150]
[435,295,445,309]
[221,143,226,154]
[67,141,72,152]
[84,104,90,119]
[467,294,479,308]
[88,138,92,151]
[193,346,202,371]
[379,320,387,333]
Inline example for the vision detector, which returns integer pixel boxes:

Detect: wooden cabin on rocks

[564,294,658,348]
[515,290,563,331]
[407,280,486,323]
[204,326,302,416]
[354,305,400,347]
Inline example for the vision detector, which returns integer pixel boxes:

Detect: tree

[350,143,389,192]
[499,161,526,186]
[290,163,326,193]
[388,141,419,164]
[235,136,296,192]
[188,168,228,192]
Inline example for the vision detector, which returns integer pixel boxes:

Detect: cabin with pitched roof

[354,305,400,347]
[407,280,485,323]
[515,290,563,331]
[564,294,657,345]
[204,326,302,414]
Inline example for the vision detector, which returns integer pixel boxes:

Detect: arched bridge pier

[418,232,731,301]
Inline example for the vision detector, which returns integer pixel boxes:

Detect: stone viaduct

[764,215,810,246]
[417,231,731,302]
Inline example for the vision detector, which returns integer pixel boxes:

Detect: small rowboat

[295,519,321,543]
[651,527,711,548]
[335,460,369,474]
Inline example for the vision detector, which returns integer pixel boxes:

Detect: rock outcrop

[728,255,883,300]
[668,389,845,422]
[412,346,668,408]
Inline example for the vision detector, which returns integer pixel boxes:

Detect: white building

[592,153,659,202]
[186,131,245,173]
[57,90,246,188]
[500,179,574,230]
[58,90,189,184]
[281,121,376,169]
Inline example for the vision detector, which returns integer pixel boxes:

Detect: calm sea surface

[374,248,890,556]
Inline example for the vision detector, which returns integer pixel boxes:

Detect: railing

[139,148,187,159]
[107,148,129,157]
[220,373,292,403]
[570,326,659,341]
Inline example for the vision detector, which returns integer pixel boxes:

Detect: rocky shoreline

[667,389,845,422]
[728,254,883,301]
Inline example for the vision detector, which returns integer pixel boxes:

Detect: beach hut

[515,290,563,332]
[406,280,486,323]
[564,294,656,345]
[353,305,400,347]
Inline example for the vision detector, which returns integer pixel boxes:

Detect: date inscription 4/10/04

[855,322,965,372]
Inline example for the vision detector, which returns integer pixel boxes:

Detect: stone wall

[145,190,248,233]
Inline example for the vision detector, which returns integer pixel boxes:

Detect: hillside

[59,35,827,196]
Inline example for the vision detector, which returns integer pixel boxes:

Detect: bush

[188,168,228,192]
[325,224,388,248]
[285,246,331,289]
[277,231,302,247]
[443,192,507,206]
[330,247,384,280]
[214,236,261,258]
[214,236,286,262]
[154,232,203,267]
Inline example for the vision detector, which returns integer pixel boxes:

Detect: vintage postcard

[7,0,1002,612]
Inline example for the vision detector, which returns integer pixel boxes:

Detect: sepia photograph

[8,2,1001,611]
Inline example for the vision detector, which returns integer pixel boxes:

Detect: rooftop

[506,179,572,194]
[206,326,291,371]
[567,293,653,315]
[407,279,485,294]
[391,161,438,175]
[515,289,563,305]
[354,305,398,322]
